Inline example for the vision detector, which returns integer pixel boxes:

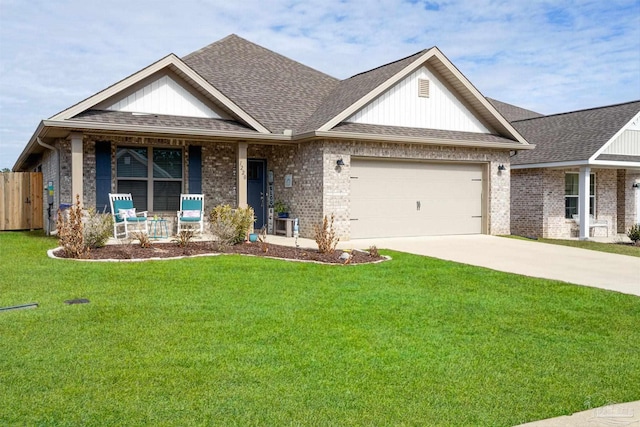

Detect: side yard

[1,231,639,426]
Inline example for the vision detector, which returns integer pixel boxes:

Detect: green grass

[505,235,640,257]
[2,231,639,426]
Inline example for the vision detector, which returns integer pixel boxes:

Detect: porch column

[237,141,248,208]
[70,132,84,207]
[578,166,591,240]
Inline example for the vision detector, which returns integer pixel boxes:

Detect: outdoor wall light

[336,158,345,166]
[633,183,639,188]
[498,164,506,172]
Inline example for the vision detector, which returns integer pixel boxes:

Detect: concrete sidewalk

[335,235,640,296]
[515,400,640,426]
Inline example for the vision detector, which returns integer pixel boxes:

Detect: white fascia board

[50,54,270,134]
[511,159,640,170]
[318,48,438,132]
[40,119,286,141]
[589,159,640,169]
[304,130,534,150]
[510,161,588,170]
[590,110,640,160]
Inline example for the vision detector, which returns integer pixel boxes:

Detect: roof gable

[596,110,640,158]
[346,64,493,134]
[50,53,269,133]
[511,101,640,166]
[305,47,527,144]
[95,72,222,119]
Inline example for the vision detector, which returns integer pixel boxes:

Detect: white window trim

[565,172,595,219]
[116,146,183,211]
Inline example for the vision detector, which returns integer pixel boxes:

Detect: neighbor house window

[116,147,182,211]
[565,172,595,219]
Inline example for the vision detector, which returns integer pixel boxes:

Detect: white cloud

[1,0,638,169]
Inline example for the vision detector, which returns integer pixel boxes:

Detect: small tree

[314,214,339,254]
[56,195,89,258]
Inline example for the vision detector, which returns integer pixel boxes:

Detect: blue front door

[247,159,266,229]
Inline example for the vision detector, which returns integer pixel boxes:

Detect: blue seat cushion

[125,216,146,223]
[180,217,201,222]
[182,199,202,211]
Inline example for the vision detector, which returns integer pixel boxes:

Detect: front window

[565,172,595,219]
[117,147,182,211]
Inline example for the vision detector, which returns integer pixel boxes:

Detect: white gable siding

[603,130,640,155]
[107,75,220,118]
[346,66,492,133]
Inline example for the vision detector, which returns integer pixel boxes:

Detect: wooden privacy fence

[0,172,43,231]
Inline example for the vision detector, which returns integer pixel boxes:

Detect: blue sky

[1,0,639,170]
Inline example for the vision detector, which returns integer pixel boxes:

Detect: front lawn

[1,231,639,426]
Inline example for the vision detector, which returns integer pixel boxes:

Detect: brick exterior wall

[618,170,640,233]
[83,139,97,209]
[39,147,59,232]
[293,142,324,238]
[43,131,638,241]
[202,142,236,207]
[511,169,544,237]
[511,167,620,238]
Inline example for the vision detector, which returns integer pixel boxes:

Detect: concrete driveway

[336,235,640,296]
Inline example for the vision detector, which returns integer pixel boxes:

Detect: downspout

[37,137,59,235]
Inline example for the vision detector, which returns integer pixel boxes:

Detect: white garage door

[350,159,484,238]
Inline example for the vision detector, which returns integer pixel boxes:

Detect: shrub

[314,213,339,254]
[172,230,195,248]
[368,245,380,258]
[83,208,113,249]
[627,224,640,245]
[258,226,269,253]
[131,231,153,248]
[209,204,255,245]
[56,195,89,259]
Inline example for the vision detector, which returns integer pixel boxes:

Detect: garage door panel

[350,159,484,238]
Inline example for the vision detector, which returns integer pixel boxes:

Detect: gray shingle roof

[182,34,339,134]
[487,98,543,122]
[63,35,522,146]
[300,50,428,133]
[71,110,258,133]
[510,101,640,165]
[332,122,517,144]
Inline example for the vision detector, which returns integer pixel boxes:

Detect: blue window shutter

[95,141,112,212]
[188,145,202,194]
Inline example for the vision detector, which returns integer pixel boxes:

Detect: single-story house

[13,34,533,240]
[490,99,640,239]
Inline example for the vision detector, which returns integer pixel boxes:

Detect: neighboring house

[13,34,532,240]
[491,99,640,239]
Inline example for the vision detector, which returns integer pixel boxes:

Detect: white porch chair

[108,193,149,238]
[177,194,204,234]
[572,214,609,237]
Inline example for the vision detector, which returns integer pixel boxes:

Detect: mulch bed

[53,241,386,264]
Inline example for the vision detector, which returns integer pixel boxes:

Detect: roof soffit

[49,54,270,133]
